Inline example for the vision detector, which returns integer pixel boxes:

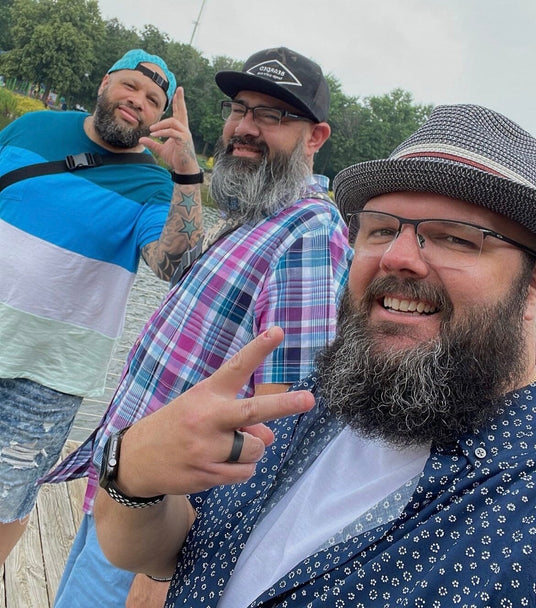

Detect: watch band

[100,428,165,509]
[170,170,204,184]
[105,480,165,509]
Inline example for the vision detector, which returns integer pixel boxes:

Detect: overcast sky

[97,0,536,136]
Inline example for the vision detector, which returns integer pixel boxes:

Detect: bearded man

[48,47,350,608]
[94,104,536,608]
[0,49,203,564]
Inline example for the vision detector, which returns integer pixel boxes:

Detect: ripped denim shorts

[0,378,82,522]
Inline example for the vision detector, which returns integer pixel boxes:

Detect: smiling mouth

[383,296,439,315]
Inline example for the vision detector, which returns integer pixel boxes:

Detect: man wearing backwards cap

[49,47,349,607]
[94,103,536,607]
[0,49,203,563]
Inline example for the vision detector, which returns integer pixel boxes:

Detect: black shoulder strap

[0,151,157,193]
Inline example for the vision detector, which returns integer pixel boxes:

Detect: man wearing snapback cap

[48,47,350,607]
[94,104,536,607]
[0,49,203,563]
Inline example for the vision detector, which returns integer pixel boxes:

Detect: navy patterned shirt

[166,373,536,607]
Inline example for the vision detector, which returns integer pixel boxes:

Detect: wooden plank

[3,507,49,608]
[0,564,6,608]
[1,440,84,608]
[37,483,78,605]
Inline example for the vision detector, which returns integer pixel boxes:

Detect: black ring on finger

[227,430,245,463]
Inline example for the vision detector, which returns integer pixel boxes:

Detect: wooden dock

[0,441,86,608]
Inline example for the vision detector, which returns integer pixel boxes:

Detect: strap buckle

[65,152,101,170]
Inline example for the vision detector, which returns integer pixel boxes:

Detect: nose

[233,109,261,137]
[379,224,430,276]
[125,89,145,111]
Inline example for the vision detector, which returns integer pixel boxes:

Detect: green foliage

[318,77,433,179]
[0,0,15,51]
[0,0,434,178]
[0,0,105,105]
[14,92,47,116]
[0,87,17,116]
[0,89,46,131]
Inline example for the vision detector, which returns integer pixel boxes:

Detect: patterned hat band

[394,144,534,187]
[333,104,536,235]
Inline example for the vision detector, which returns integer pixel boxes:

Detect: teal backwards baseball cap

[107,49,177,109]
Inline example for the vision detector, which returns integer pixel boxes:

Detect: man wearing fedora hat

[0,49,203,563]
[94,104,536,607]
[48,47,350,607]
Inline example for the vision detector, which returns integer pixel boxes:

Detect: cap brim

[215,71,319,122]
[333,158,536,234]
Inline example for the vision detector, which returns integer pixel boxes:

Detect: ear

[523,264,536,322]
[304,121,331,156]
[98,74,110,96]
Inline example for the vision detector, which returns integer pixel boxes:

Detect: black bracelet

[171,170,204,184]
[146,574,173,582]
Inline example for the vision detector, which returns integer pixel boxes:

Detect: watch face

[99,433,121,489]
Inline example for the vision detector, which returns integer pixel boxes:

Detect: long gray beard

[209,136,311,224]
[93,87,151,149]
[316,268,531,448]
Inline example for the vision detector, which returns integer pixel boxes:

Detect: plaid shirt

[43,177,351,512]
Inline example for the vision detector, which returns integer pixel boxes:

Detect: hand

[125,574,169,608]
[139,86,199,174]
[118,327,315,498]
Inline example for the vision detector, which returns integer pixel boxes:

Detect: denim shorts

[0,378,82,522]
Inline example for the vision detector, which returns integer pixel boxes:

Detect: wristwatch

[99,427,165,508]
[170,170,204,184]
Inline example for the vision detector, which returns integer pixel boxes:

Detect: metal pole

[189,0,208,46]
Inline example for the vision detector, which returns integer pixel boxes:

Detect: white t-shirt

[218,427,430,608]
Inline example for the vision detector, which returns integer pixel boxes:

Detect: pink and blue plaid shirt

[44,177,351,512]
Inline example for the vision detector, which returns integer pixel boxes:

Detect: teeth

[384,296,437,314]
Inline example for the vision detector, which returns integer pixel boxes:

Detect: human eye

[356,215,397,244]
[424,222,482,252]
[254,107,281,126]
[229,103,246,118]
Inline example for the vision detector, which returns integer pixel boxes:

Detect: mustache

[360,276,452,314]
[225,135,269,157]
[115,102,142,123]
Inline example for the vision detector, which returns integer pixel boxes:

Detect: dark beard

[93,87,151,149]
[316,265,532,448]
[209,136,311,224]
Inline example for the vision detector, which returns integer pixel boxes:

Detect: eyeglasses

[220,100,312,128]
[349,210,536,269]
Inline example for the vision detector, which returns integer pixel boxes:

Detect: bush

[0,88,17,118]
[0,90,46,128]
[14,94,47,117]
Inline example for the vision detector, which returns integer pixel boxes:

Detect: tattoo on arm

[142,184,203,281]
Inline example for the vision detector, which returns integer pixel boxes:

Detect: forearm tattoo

[142,184,203,281]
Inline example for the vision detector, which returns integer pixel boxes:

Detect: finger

[139,136,160,154]
[172,86,188,125]
[207,327,285,398]
[226,430,245,462]
[223,390,314,434]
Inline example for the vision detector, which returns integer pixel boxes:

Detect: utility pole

[189,0,208,46]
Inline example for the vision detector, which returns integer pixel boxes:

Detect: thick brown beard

[93,87,151,149]
[316,264,532,448]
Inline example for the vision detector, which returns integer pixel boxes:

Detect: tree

[0,0,16,51]
[82,18,142,111]
[318,80,433,180]
[0,0,105,105]
[139,24,170,60]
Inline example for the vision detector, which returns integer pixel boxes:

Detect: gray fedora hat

[333,104,536,235]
